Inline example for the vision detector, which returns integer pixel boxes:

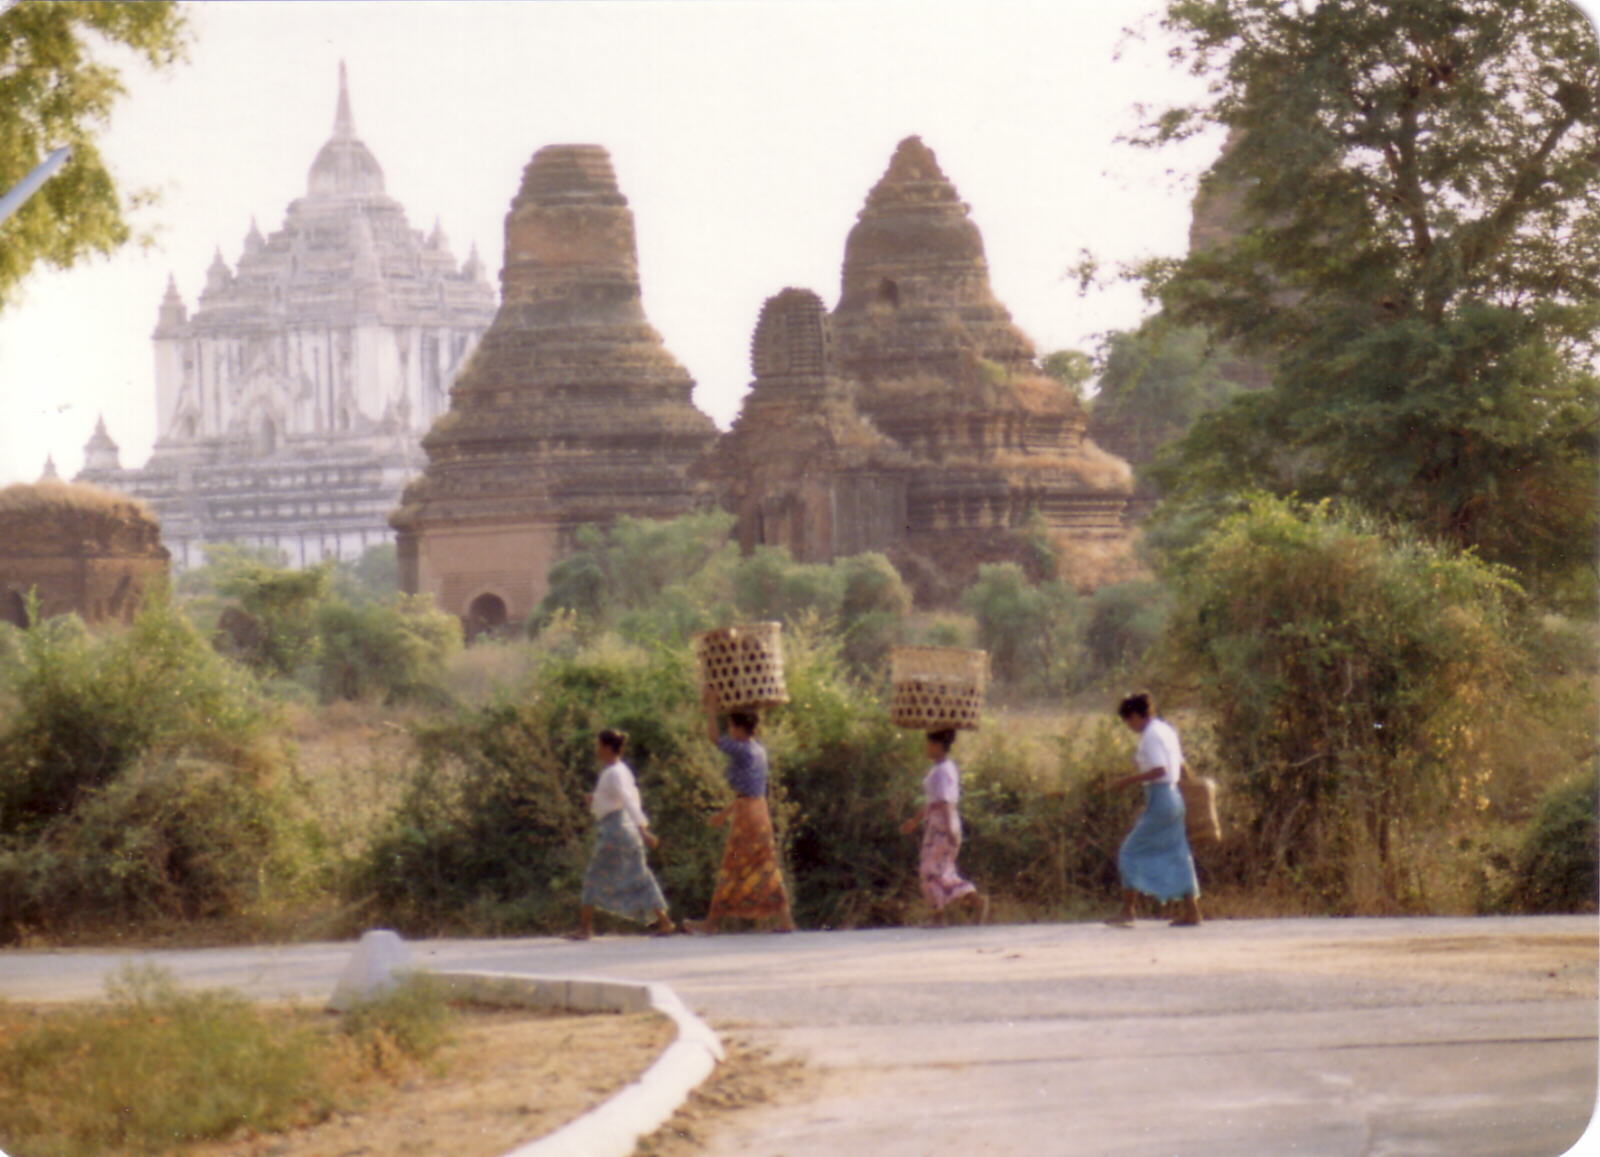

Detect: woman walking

[683,686,796,935]
[572,729,674,939]
[1107,692,1201,927]
[900,729,988,925]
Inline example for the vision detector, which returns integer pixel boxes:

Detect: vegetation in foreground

[0,967,453,1157]
[0,493,1590,946]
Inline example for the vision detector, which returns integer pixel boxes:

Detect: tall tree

[0,1,189,310]
[1134,0,1600,606]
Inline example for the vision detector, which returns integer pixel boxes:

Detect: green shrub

[214,558,331,677]
[329,543,401,603]
[0,594,315,939]
[338,972,455,1062]
[835,553,913,677]
[314,594,461,704]
[362,639,729,934]
[1509,764,1598,913]
[0,965,331,1155]
[0,751,314,934]
[760,628,915,928]
[1163,495,1524,909]
[0,592,267,827]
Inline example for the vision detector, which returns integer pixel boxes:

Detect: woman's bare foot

[968,892,990,925]
[681,918,717,936]
[1104,914,1136,928]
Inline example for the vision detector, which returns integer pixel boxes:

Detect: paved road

[0,916,1594,1156]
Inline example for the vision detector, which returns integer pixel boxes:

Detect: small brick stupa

[0,481,170,628]
[697,288,910,562]
[830,136,1135,597]
[393,145,717,631]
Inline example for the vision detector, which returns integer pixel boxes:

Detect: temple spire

[333,60,355,139]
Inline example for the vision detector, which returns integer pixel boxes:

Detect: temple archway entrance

[465,592,508,642]
[2,590,28,629]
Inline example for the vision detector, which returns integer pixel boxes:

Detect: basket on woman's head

[890,646,988,731]
[693,622,789,710]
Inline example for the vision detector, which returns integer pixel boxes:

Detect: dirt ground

[633,1027,814,1157]
[186,1008,674,1157]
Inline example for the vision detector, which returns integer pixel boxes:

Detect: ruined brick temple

[78,65,496,569]
[706,137,1135,600]
[391,144,718,631]
[697,287,910,564]
[0,482,170,628]
[400,135,1137,618]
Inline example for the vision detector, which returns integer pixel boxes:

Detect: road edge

[426,969,724,1157]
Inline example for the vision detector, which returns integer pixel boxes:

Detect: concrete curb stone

[425,969,723,1157]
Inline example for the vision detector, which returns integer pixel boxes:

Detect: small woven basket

[693,622,789,710]
[890,646,988,731]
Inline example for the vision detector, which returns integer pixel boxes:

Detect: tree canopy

[0,1,189,310]
[1133,0,1600,606]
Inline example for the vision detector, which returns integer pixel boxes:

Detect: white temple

[78,64,496,569]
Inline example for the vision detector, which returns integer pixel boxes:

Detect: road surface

[0,915,1593,1156]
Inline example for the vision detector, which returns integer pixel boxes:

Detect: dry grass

[0,478,154,522]
[0,968,675,1157]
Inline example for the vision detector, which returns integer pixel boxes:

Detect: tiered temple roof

[80,64,496,570]
[393,144,718,627]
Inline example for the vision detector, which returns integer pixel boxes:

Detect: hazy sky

[0,2,1301,482]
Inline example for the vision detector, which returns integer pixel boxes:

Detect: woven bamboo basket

[890,646,988,731]
[693,622,789,710]
[1178,773,1222,847]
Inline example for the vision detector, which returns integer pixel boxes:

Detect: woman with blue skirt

[572,729,674,939]
[1107,692,1202,927]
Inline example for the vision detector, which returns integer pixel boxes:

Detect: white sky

[0,0,1257,483]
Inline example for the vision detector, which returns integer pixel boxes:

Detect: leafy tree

[1086,320,1240,470]
[1040,348,1094,398]
[961,563,1088,696]
[835,552,913,675]
[731,546,842,625]
[1085,579,1171,677]
[0,2,190,309]
[1133,0,1600,605]
[528,512,736,633]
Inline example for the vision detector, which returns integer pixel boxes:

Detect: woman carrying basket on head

[900,728,988,926]
[683,685,797,935]
[1107,692,1202,927]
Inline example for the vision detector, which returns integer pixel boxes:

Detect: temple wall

[407,520,559,625]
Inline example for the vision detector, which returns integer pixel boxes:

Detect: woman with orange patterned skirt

[683,685,796,935]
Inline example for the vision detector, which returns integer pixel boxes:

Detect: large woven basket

[693,622,789,710]
[890,646,988,731]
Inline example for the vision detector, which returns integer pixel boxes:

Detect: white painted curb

[424,970,723,1157]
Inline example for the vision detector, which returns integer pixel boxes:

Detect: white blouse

[591,760,649,830]
[1135,718,1183,785]
[924,758,961,805]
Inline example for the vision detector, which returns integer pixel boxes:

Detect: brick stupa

[830,136,1136,597]
[393,145,717,632]
[0,481,170,628]
[697,288,911,562]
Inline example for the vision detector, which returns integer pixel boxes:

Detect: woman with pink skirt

[901,729,988,926]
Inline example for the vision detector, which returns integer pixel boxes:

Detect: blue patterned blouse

[716,735,768,798]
